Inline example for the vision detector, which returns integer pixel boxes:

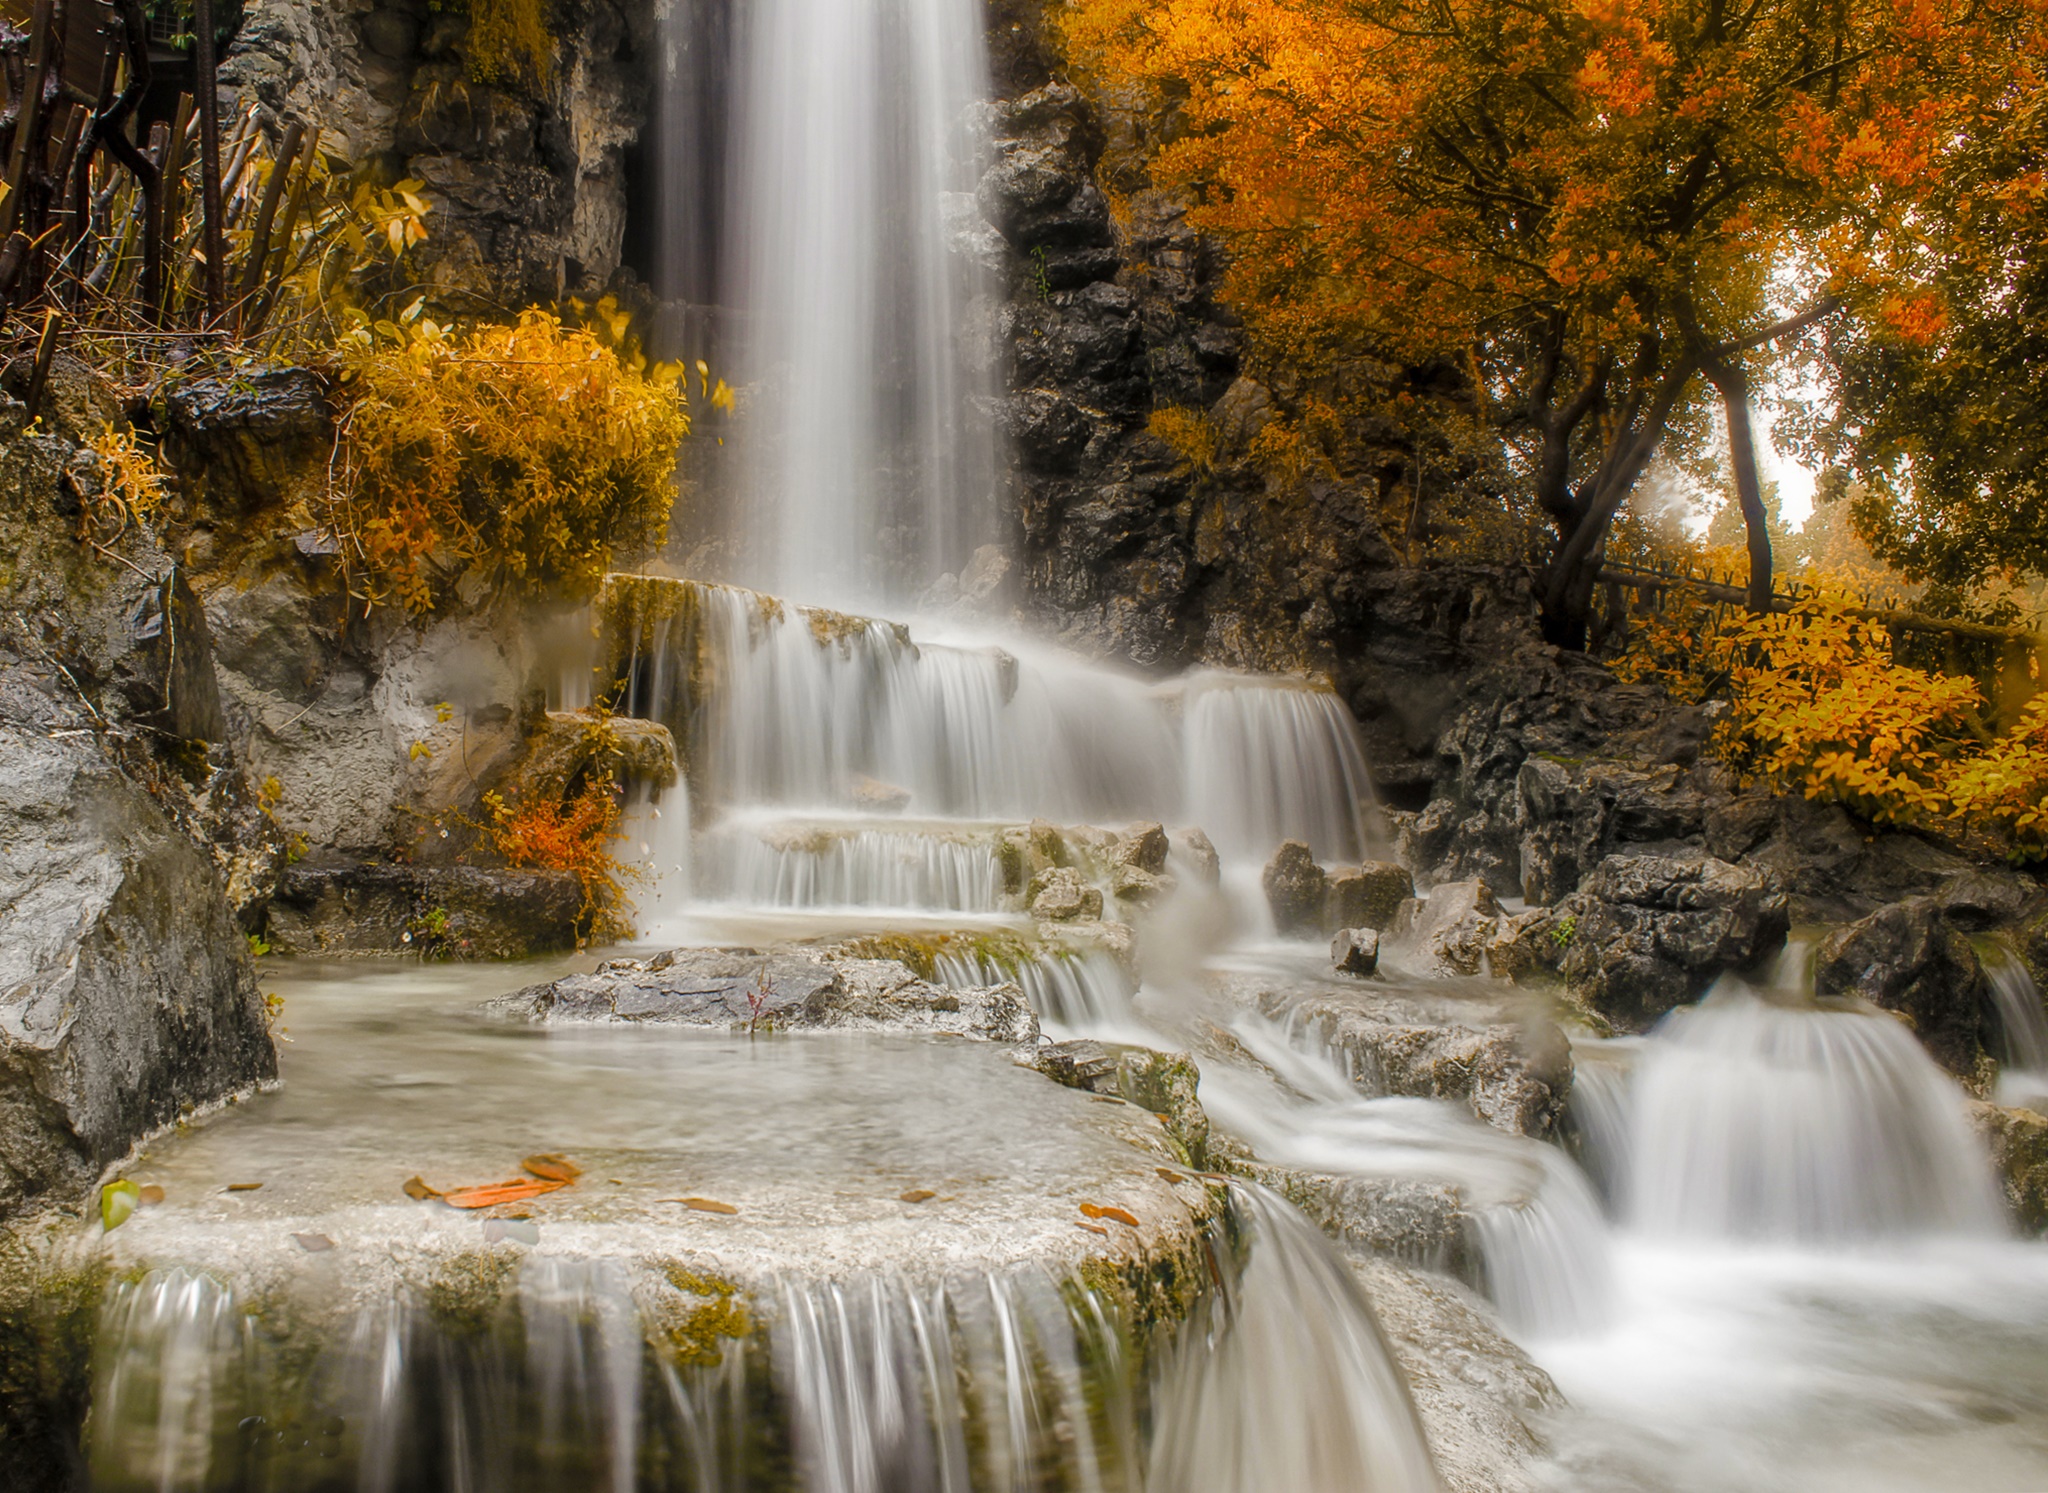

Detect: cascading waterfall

[1181,671,1378,868]
[933,946,1140,1033]
[1988,951,2048,1112]
[1627,980,2007,1243]
[1148,1185,1439,1493]
[1203,1012,1616,1339]
[724,0,998,607]
[699,816,1004,913]
[1564,1037,1642,1215]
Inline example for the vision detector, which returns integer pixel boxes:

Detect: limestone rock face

[504,711,678,807]
[1236,973,1572,1138]
[1388,880,1503,978]
[1236,1163,1472,1276]
[1550,855,1789,1031]
[494,947,1041,1044]
[0,690,276,1219]
[1262,841,1329,933]
[1816,897,1990,1078]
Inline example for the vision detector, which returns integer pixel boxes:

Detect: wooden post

[191,0,226,324]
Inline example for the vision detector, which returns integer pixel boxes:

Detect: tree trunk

[192,0,226,325]
[1704,355,1773,613]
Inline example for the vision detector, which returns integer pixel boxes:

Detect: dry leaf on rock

[137,1184,166,1205]
[440,1178,567,1209]
[521,1154,583,1183]
[101,1180,139,1232]
[662,1197,739,1215]
[402,1176,441,1201]
[898,1189,936,1203]
[1080,1203,1139,1227]
[225,1182,263,1192]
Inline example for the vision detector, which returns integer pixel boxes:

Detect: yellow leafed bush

[329,307,688,614]
[1618,582,2048,858]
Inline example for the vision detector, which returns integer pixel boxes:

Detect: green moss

[821,928,1043,983]
[0,1225,112,1490]
[424,1248,521,1338]
[653,1267,755,1368]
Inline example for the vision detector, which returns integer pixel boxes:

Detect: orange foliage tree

[1063,0,2040,644]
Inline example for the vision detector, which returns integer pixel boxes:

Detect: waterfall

[1181,671,1377,867]
[933,946,1140,1033]
[90,1270,245,1491]
[699,816,1005,913]
[724,0,998,607]
[618,779,694,936]
[1565,1037,1642,1216]
[1988,951,2048,1112]
[1628,981,2007,1243]
[1147,1184,1439,1493]
[771,1270,1136,1493]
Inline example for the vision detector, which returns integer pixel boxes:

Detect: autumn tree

[1064,0,2037,645]
[1792,91,2048,596]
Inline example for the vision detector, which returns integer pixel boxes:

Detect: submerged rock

[1353,1256,1564,1493]
[1263,840,1329,932]
[1817,898,1991,1080]
[0,690,276,1219]
[492,947,1040,1043]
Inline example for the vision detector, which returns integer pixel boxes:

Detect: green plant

[1551,916,1577,950]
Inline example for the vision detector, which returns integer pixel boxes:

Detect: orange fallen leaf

[225,1182,263,1192]
[1080,1203,1140,1227]
[137,1184,166,1205]
[1076,1221,1110,1236]
[661,1197,738,1215]
[522,1154,582,1183]
[402,1176,441,1201]
[440,1178,567,1210]
[899,1189,936,1203]
[1156,1169,1186,1183]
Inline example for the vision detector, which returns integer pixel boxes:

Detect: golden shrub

[329,307,688,614]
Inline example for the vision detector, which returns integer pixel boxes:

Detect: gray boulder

[1262,840,1329,933]
[1388,880,1503,977]
[1969,1100,2048,1234]
[1815,897,1988,1078]
[1244,977,1573,1138]
[1113,821,1170,873]
[1332,927,1381,977]
[1555,854,1788,1031]
[1325,861,1414,933]
[1028,865,1103,921]
[0,686,276,1219]
[492,947,1039,1044]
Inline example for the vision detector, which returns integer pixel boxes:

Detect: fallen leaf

[225,1182,263,1192]
[401,1176,440,1201]
[101,1180,139,1232]
[137,1184,166,1206]
[1090,1094,1128,1105]
[521,1153,582,1183]
[1156,1169,1187,1183]
[898,1189,936,1203]
[1075,1221,1109,1236]
[293,1233,334,1253]
[661,1197,738,1215]
[440,1178,567,1210]
[1080,1203,1140,1228]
